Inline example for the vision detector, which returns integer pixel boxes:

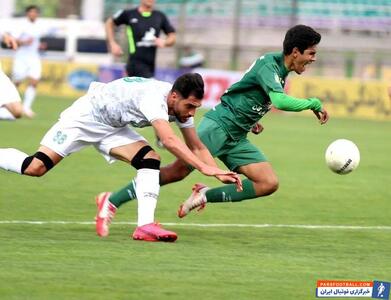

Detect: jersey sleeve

[160,13,175,34]
[175,117,194,129]
[255,65,284,94]
[138,93,169,124]
[112,10,129,26]
[269,91,323,112]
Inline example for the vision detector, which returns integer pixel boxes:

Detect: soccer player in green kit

[95,24,329,234]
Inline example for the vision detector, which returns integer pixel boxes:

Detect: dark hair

[25,5,40,13]
[172,73,204,99]
[283,24,321,55]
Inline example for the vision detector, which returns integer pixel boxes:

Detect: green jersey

[205,52,289,140]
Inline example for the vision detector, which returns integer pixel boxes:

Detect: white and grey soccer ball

[325,139,360,175]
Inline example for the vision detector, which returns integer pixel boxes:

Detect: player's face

[173,94,202,123]
[141,0,155,9]
[26,9,39,22]
[292,45,317,74]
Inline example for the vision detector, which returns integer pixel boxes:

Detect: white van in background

[0,17,111,64]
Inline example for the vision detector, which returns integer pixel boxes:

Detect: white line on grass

[0,220,391,230]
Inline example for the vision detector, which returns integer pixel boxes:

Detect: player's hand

[155,37,165,48]
[2,33,17,50]
[313,109,329,125]
[109,41,123,56]
[199,164,237,178]
[215,174,243,191]
[251,122,264,135]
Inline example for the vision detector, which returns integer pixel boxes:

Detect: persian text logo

[316,280,390,299]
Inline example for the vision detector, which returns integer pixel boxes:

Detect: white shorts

[0,69,22,106]
[40,96,146,163]
[12,55,42,81]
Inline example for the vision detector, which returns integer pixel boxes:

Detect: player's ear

[171,91,183,101]
[292,47,299,58]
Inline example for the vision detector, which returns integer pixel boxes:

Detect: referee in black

[105,0,176,78]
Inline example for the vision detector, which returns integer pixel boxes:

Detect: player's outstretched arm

[269,91,329,124]
[152,119,237,178]
[269,91,322,111]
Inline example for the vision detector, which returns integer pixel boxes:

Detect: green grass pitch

[0,95,390,299]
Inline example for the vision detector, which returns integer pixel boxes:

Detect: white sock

[23,86,36,111]
[0,107,16,120]
[0,148,28,174]
[135,168,160,226]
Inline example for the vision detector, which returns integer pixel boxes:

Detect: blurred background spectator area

[1,0,390,79]
[106,0,391,33]
[106,0,391,80]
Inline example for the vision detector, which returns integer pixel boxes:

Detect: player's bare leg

[0,145,62,176]
[178,162,278,218]
[238,162,279,197]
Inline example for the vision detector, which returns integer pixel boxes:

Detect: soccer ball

[325,139,360,174]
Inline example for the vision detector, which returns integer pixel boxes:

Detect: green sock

[109,179,137,208]
[205,179,257,202]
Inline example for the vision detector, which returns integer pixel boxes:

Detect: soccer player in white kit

[0,32,23,120]
[12,5,46,118]
[0,73,241,242]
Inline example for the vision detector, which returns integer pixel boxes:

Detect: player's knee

[4,103,23,118]
[131,145,161,170]
[263,177,279,195]
[268,178,279,194]
[21,152,54,177]
[23,161,47,177]
[145,150,160,161]
[13,111,23,119]
[254,176,279,196]
[12,106,23,119]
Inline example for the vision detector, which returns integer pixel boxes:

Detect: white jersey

[12,19,45,59]
[62,77,194,129]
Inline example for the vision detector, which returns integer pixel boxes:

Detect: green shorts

[197,117,267,171]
